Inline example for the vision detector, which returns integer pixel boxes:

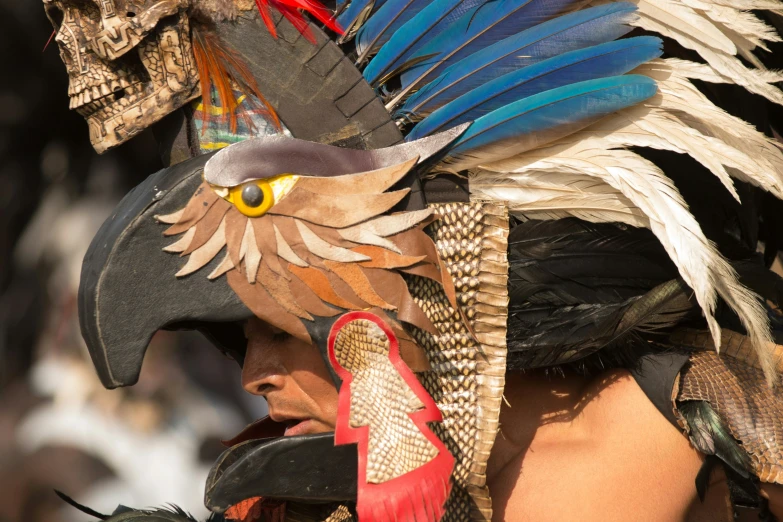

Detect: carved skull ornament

[43,0,201,153]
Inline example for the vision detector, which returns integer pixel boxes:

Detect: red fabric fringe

[328,312,455,522]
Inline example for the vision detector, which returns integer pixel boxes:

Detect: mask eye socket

[230,180,274,217]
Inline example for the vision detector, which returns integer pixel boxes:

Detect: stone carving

[43,0,201,153]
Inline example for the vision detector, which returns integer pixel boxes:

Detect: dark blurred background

[0,3,262,521]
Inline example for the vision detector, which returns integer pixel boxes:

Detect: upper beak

[78,152,253,388]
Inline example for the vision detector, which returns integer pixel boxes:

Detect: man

[242,317,783,521]
[43,0,783,520]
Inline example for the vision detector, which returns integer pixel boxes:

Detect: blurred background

[0,2,265,521]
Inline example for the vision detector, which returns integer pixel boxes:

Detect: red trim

[328,312,454,522]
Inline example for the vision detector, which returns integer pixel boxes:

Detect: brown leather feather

[324,261,394,310]
[225,210,249,267]
[287,265,359,310]
[165,182,220,236]
[353,245,427,269]
[284,265,342,317]
[256,263,313,320]
[295,158,417,196]
[182,200,230,255]
[269,188,410,228]
[227,269,311,343]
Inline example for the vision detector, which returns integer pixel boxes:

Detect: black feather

[506,218,694,368]
[678,400,752,480]
[55,490,109,520]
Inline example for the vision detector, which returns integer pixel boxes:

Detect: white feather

[470,170,648,226]
[634,59,783,197]
[606,0,783,105]
[634,0,736,53]
[477,145,776,385]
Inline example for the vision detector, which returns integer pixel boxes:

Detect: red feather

[328,312,454,522]
[253,0,343,41]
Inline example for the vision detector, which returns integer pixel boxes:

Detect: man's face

[242,318,338,436]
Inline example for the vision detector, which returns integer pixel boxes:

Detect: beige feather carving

[208,252,235,280]
[479,144,777,385]
[343,209,435,238]
[339,228,404,254]
[163,227,196,253]
[244,220,263,284]
[296,158,418,196]
[273,223,308,267]
[155,209,185,224]
[176,218,227,278]
[295,220,372,263]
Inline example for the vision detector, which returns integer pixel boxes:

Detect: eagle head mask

[78,124,510,522]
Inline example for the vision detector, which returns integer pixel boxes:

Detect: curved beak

[78,152,253,388]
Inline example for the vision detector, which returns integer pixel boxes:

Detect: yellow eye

[229,180,275,217]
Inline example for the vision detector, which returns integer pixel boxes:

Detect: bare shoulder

[487,369,732,522]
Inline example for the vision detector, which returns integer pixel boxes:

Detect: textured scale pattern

[408,202,509,522]
[333,318,440,483]
[678,351,783,484]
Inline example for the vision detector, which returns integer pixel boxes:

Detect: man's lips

[282,419,314,437]
[223,415,318,447]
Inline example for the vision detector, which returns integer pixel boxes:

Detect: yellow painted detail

[221,174,300,218]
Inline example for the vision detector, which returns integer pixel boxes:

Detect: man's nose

[241,343,286,396]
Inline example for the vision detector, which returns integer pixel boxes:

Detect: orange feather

[191,27,282,135]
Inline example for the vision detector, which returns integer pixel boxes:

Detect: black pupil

[241,184,265,207]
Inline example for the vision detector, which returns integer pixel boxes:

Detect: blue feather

[406,37,662,140]
[397,2,638,112]
[337,0,375,39]
[442,75,658,166]
[399,0,581,91]
[363,0,487,85]
[355,0,431,60]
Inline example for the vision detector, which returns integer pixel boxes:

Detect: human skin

[241,318,782,521]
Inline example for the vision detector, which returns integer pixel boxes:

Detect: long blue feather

[362,0,487,85]
[355,0,431,60]
[397,2,638,113]
[442,75,658,166]
[398,0,581,91]
[336,0,379,41]
[406,37,662,140]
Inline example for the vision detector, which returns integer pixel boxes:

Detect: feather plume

[354,0,431,61]
[441,75,658,171]
[396,0,582,95]
[362,0,487,85]
[406,37,662,138]
[595,0,783,105]
[397,3,640,119]
[336,0,377,42]
[478,143,777,385]
[191,27,281,135]
[470,169,648,226]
